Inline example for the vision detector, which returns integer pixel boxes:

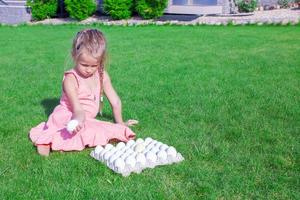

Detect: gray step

[0,4,31,24]
[0,0,26,6]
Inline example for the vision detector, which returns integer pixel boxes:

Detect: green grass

[0,24,299,199]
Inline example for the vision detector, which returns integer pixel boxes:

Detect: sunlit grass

[0,24,299,199]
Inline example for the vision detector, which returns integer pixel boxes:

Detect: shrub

[136,0,168,19]
[237,0,257,12]
[64,0,96,20]
[27,0,58,20]
[103,0,133,20]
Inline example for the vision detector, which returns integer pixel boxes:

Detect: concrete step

[0,4,31,24]
[0,0,27,6]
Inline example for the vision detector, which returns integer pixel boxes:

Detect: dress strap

[63,69,80,88]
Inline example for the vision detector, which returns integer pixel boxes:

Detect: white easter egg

[116,142,125,149]
[160,144,169,151]
[125,155,136,168]
[66,120,79,133]
[167,146,177,157]
[147,142,155,149]
[150,140,158,145]
[103,151,113,161]
[109,147,118,154]
[114,158,125,171]
[123,151,131,158]
[150,147,160,154]
[126,148,134,154]
[114,150,123,158]
[145,151,157,163]
[94,145,104,154]
[157,150,167,161]
[99,150,108,161]
[144,137,153,144]
[136,138,144,144]
[155,142,163,148]
[105,144,114,151]
[134,143,145,153]
[126,140,135,147]
[117,147,126,155]
[122,146,129,151]
[109,154,118,165]
[136,153,146,165]
[120,153,127,160]
[130,151,137,157]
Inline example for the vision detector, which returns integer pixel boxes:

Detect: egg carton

[90,137,184,177]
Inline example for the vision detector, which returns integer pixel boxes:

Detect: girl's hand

[72,110,86,134]
[123,119,139,127]
[72,122,84,134]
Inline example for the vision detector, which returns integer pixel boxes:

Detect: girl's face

[75,53,100,78]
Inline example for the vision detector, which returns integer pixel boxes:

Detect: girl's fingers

[73,125,82,134]
[129,119,139,124]
[127,119,139,126]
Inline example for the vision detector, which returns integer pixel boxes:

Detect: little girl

[29,29,138,156]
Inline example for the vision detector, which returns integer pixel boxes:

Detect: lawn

[0,24,299,199]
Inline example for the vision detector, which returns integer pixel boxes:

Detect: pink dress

[29,69,136,151]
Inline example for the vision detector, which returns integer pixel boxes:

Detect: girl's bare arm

[103,71,138,126]
[63,74,85,133]
[103,71,123,124]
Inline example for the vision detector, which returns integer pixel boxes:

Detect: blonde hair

[71,28,107,69]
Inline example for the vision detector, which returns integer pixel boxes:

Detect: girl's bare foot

[37,144,50,156]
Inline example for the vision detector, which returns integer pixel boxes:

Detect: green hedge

[27,0,58,20]
[237,0,257,13]
[103,0,134,20]
[64,0,97,20]
[135,0,168,19]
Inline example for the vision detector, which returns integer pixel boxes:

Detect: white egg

[145,151,157,163]
[122,146,129,151]
[94,145,104,154]
[108,148,118,155]
[125,155,136,168]
[109,155,118,165]
[150,140,158,145]
[123,151,131,158]
[147,143,155,149]
[144,137,153,144]
[120,153,127,160]
[114,158,125,171]
[66,119,79,133]
[134,143,145,153]
[136,138,144,144]
[126,140,135,147]
[160,144,168,151]
[143,148,150,154]
[126,148,134,154]
[155,142,163,148]
[136,153,146,165]
[113,150,123,158]
[150,147,160,154]
[99,150,108,161]
[167,146,177,157]
[116,142,125,149]
[157,150,167,161]
[130,151,137,157]
[103,151,113,161]
[104,144,114,151]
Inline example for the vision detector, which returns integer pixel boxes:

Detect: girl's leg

[37,144,50,156]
